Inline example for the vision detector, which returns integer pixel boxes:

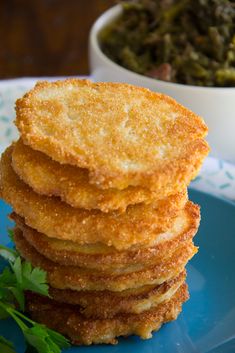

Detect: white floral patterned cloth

[1,78,235,204]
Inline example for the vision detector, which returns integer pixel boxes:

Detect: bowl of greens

[89,1,235,163]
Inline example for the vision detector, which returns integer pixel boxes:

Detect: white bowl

[89,5,235,163]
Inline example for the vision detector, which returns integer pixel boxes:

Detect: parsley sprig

[0,232,71,353]
[0,335,16,353]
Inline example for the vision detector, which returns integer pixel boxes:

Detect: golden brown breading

[11,200,200,271]
[1,147,188,250]
[26,284,188,345]
[14,228,197,291]
[12,139,187,212]
[48,271,185,319]
[15,79,209,190]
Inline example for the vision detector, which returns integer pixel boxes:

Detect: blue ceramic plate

[0,189,235,353]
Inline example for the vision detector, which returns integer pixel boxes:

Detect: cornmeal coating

[15,79,209,190]
[1,147,188,250]
[14,228,197,292]
[12,139,185,212]
[26,284,188,345]
[48,271,186,319]
[11,201,199,272]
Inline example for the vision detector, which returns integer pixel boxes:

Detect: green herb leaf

[0,335,16,353]
[24,324,70,353]
[21,262,49,297]
[0,267,17,287]
[4,305,71,353]
[0,310,9,320]
[7,229,15,243]
[9,286,25,311]
[0,243,71,353]
[45,327,71,349]
[0,303,10,319]
[0,245,18,263]
[0,266,25,310]
[11,257,22,285]
[6,256,49,306]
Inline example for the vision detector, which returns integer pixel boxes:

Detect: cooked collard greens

[100,0,235,86]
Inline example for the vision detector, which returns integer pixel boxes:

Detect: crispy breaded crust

[1,147,188,250]
[48,271,185,319]
[26,284,188,345]
[11,201,200,271]
[14,228,197,291]
[12,139,186,212]
[15,79,209,190]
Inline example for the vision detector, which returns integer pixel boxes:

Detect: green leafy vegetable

[0,303,70,353]
[0,242,71,353]
[20,261,49,297]
[100,0,235,87]
[0,245,18,263]
[0,335,16,353]
[0,245,49,310]
[8,229,15,243]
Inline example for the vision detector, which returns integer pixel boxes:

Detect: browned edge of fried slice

[14,227,197,291]
[12,139,187,212]
[11,200,200,271]
[1,146,189,250]
[26,283,189,345]
[48,270,186,319]
[15,79,209,190]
